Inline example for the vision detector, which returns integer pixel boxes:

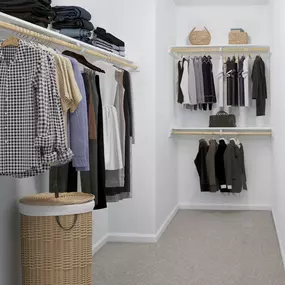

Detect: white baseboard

[92,234,109,255]
[108,205,180,244]
[155,205,179,242]
[272,210,285,270]
[108,233,157,243]
[179,204,272,211]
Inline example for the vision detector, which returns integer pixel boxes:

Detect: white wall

[270,0,285,261]
[175,4,273,209]
[106,0,157,236]
[0,177,40,285]
[176,5,270,45]
[154,0,178,232]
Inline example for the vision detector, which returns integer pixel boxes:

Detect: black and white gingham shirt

[0,40,72,177]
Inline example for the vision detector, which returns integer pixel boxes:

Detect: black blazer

[215,140,228,192]
[194,139,210,192]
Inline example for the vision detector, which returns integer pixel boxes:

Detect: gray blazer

[224,140,247,193]
[206,140,218,192]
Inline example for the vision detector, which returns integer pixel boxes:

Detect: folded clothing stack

[52,6,94,44]
[93,27,126,58]
[0,0,54,28]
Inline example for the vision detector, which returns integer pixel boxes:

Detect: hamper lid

[19,192,95,206]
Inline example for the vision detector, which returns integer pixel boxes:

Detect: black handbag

[209,111,236,127]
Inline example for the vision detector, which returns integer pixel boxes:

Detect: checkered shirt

[0,40,73,177]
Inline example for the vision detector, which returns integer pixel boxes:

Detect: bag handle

[190,27,210,34]
[55,215,78,231]
[216,111,229,116]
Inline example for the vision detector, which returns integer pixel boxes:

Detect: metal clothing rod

[172,131,272,136]
[170,47,270,54]
[0,20,139,71]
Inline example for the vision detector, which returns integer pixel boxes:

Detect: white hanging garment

[242,56,250,107]
[97,62,123,171]
[180,58,191,105]
[188,57,197,105]
[217,55,224,108]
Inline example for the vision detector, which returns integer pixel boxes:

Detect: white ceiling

[174,0,269,6]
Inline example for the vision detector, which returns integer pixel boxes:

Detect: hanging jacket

[252,56,267,116]
[202,56,216,110]
[240,143,248,191]
[206,139,218,192]
[177,59,184,104]
[238,56,246,106]
[193,56,205,110]
[188,57,197,107]
[215,139,228,192]
[194,139,210,192]
[226,57,238,106]
[224,140,247,193]
[242,56,251,107]
[180,58,191,106]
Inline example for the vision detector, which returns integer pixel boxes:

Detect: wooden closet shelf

[170,127,273,137]
[169,45,271,57]
[0,12,139,71]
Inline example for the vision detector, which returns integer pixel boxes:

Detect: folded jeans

[52,5,91,22]
[93,30,124,47]
[93,37,125,51]
[60,28,91,38]
[52,19,94,31]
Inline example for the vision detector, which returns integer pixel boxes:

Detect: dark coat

[206,139,218,192]
[238,56,246,106]
[194,139,210,192]
[224,140,247,193]
[226,57,238,106]
[252,56,267,116]
[202,56,216,110]
[215,140,228,192]
[177,59,185,104]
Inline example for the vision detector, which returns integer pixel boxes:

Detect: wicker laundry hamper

[19,192,95,285]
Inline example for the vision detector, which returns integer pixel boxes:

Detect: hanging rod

[0,13,139,71]
[170,127,273,137]
[169,45,271,57]
[172,131,272,136]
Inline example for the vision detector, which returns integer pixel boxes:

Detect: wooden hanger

[62,50,105,73]
[1,36,19,47]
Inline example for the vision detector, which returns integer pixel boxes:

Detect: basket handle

[204,27,210,34]
[55,215,78,231]
[216,111,229,116]
[190,27,196,34]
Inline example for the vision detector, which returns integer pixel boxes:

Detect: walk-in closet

[0,0,285,284]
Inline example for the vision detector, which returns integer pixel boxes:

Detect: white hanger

[219,137,228,144]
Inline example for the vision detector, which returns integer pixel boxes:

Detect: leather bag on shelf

[209,111,236,127]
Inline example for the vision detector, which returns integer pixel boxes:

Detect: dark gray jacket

[252,56,267,116]
[206,140,218,192]
[224,140,247,193]
[194,139,210,192]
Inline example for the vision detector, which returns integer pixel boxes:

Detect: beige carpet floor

[92,210,285,285]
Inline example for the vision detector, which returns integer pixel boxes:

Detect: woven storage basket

[229,31,248,44]
[19,192,95,285]
[189,27,211,45]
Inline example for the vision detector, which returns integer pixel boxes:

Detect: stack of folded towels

[0,0,54,28]
[52,6,94,44]
[93,27,126,58]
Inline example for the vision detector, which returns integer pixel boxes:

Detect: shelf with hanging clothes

[0,12,139,71]
[169,45,271,58]
[170,127,272,137]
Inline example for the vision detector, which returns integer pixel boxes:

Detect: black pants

[49,162,77,193]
